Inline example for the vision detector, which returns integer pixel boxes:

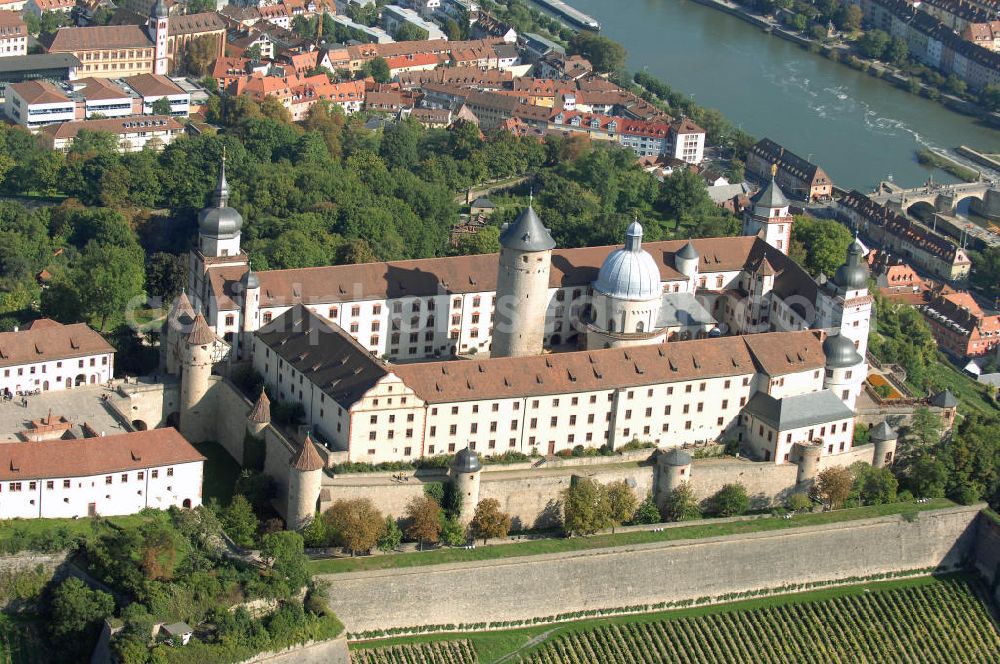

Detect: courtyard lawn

[193,441,241,507]
[310,498,956,574]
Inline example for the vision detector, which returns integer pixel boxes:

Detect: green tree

[380,118,421,171]
[886,37,909,66]
[323,498,386,555]
[394,22,428,41]
[440,514,466,546]
[75,241,145,330]
[815,466,854,509]
[979,84,1000,112]
[970,245,1000,297]
[788,216,853,277]
[260,531,309,594]
[938,414,1000,506]
[853,463,898,505]
[185,34,219,77]
[470,498,512,544]
[405,495,442,549]
[631,493,662,524]
[908,407,943,448]
[569,31,626,73]
[452,225,500,255]
[606,480,638,533]
[220,494,259,548]
[377,515,403,552]
[145,252,186,301]
[658,168,711,229]
[838,4,862,31]
[39,10,69,36]
[151,97,172,116]
[49,577,114,641]
[908,452,948,499]
[662,483,701,521]
[787,492,813,512]
[362,56,390,84]
[944,74,967,96]
[708,483,750,517]
[300,514,329,548]
[562,477,612,535]
[858,29,891,60]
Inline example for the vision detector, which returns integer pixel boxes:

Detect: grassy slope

[352,573,998,664]
[311,498,955,574]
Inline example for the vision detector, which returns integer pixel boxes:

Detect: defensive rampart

[323,504,983,633]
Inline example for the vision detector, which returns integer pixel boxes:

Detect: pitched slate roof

[255,305,388,408]
[44,25,153,52]
[0,321,114,368]
[291,433,324,471]
[0,428,205,480]
[743,389,854,431]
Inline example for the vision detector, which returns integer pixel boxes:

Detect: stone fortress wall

[324,504,986,633]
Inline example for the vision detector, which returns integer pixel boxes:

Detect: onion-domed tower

[586,221,666,349]
[492,203,555,358]
[822,332,865,409]
[197,156,243,259]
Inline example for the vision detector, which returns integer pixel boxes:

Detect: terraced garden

[351,576,1000,664]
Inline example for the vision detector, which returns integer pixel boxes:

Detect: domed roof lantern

[241,261,259,290]
[594,220,663,301]
[833,233,869,290]
[822,332,863,368]
[198,152,243,240]
[499,197,556,252]
[151,0,168,19]
[452,446,481,473]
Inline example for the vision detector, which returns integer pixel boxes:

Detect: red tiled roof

[0,321,113,368]
[0,428,205,480]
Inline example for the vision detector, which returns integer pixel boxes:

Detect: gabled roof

[743,389,854,432]
[44,25,152,52]
[0,428,204,480]
[0,321,114,368]
[255,305,388,408]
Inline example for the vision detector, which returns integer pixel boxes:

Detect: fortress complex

[169,160,875,469]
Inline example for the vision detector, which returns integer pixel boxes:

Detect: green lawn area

[311,498,956,575]
[194,441,241,507]
[0,613,51,663]
[913,354,997,417]
[0,513,149,554]
[351,573,977,664]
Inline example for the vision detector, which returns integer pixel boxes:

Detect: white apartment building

[0,428,204,519]
[122,73,191,117]
[668,118,706,165]
[0,11,27,58]
[4,80,75,130]
[0,320,115,397]
[43,115,184,153]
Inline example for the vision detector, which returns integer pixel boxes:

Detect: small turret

[869,421,897,468]
[655,448,692,513]
[246,388,270,437]
[674,241,699,280]
[450,447,482,527]
[287,432,325,531]
[179,313,218,443]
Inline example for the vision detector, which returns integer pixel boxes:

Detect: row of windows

[3,356,107,377]
[3,468,172,492]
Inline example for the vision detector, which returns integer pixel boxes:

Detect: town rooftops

[168,12,226,36]
[0,428,205,481]
[0,320,114,368]
[743,389,854,432]
[8,80,69,105]
[44,25,153,52]
[73,77,131,101]
[41,115,181,140]
[0,10,24,36]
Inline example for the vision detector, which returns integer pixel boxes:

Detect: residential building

[121,73,190,116]
[24,0,75,16]
[963,20,1000,51]
[4,80,75,129]
[920,286,1000,357]
[382,4,447,41]
[41,114,184,152]
[747,138,833,201]
[0,319,114,396]
[0,428,204,519]
[867,249,925,297]
[0,11,26,58]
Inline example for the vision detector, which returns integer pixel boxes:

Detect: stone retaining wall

[323,504,983,633]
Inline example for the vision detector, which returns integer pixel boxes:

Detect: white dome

[593,222,663,301]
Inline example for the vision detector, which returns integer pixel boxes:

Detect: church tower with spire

[492,200,556,358]
[742,167,794,255]
[149,0,170,76]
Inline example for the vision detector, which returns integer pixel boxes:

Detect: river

[566,0,1000,190]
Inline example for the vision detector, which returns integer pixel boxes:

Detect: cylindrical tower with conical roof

[822,332,865,410]
[180,313,218,443]
[287,433,325,531]
[869,421,898,468]
[246,388,270,439]
[655,448,692,513]
[450,447,482,526]
[794,441,823,485]
[492,203,555,358]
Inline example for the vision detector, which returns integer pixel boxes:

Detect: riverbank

[686,0,1000,128]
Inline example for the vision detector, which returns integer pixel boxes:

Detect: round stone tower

[179,313,218,443]
[794,441,823,485]
[287,432,324,531]
[239,266,260,360]
[492,203,555,358]
[450,446,482,526]
[655,448,692,512]
[246,387,270,438]
[164,291,195,376]
[822,332,865,409]
[674,241,699,282]
[869,421,898,468]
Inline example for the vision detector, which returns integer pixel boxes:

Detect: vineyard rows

[522,579,1000,663]
[353,639,479,664]
[352,579,1000,664]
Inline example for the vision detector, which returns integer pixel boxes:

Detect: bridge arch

[907,201,936,223]
[955,194,984,217]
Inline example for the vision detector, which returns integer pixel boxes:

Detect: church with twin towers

[167,159,875,467]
